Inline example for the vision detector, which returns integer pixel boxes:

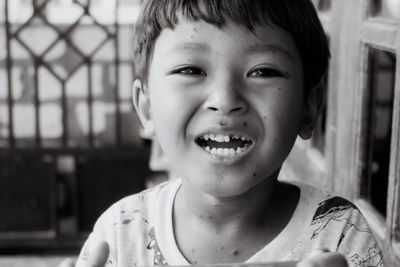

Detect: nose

[203,76,248,115]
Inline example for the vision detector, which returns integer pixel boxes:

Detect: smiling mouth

[195,133,253,157]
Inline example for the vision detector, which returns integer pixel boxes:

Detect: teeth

[202,134,250,143]
[206,145,247,157]
[199,133,252,157]
[216,135,224,142]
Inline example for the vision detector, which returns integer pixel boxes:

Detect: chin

[200,178,262,198]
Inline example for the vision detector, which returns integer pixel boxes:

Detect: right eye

[173,67,206,76]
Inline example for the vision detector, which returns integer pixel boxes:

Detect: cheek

[259,92,303,140]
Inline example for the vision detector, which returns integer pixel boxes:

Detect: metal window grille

[0,0,149,251]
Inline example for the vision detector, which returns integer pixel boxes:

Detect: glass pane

[46,0,84,26]
[92,63,116,146]
[371,0,400,20]
[0,28,5,61]
[7,0,34,24]
[118,63,133,100]
[93,101,116,146]
[117,0,143,24]
[89,0,117,24]
[362,49,396,217]
[70,22,109,56]
[0,103,9,147]
[11,63,36,148]
[317,0,332,11]
[40,103,63,147]
[17,20,59,57]
[67,66,89,147]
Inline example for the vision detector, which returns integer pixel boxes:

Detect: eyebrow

[168,42,211,53]
[166,41,295,62]
[246,43,295,62]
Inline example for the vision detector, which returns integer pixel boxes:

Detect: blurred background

[0,0,400,266]
[0,0,156,265]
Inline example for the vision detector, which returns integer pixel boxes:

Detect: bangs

[146,0,292,32]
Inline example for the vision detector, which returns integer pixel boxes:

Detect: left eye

[248,68,284,78]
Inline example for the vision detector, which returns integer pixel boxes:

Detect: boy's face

[135,18,309,197]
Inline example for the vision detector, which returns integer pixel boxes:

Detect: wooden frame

[285,0,400,266]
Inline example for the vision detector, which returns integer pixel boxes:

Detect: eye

[247,67,286,78]
[173,66,206,76]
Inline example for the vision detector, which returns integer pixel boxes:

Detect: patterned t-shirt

[75,178,384,267]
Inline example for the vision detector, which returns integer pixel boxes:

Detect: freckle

[208,215,213,220]
[191,248,195,253]
[122,219,133,224]
[243,121,247,127]
[277,88,282,91]
[232,249,239,256]
[253,172,257,177]
[219,246,224,250]
[263,116,267,120]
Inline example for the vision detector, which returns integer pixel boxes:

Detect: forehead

[152,18,300,63]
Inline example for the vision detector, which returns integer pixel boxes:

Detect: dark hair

[132,0,330,94]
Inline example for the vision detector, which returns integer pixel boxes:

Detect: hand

[297,249,348,267]
[57,239,109,267]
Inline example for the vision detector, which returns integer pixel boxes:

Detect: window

[362,49,396,217]
[288,1,400,265]
[0,0,150,252]
[371,0,400,20]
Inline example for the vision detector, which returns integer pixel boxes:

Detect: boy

[65,0,384,266]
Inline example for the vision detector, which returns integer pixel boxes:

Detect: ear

[298,80,326,140]
[132,79,154,137]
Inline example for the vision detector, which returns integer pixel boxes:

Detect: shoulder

[285,182,384,266]
[95,178,181,227]
[288,181,369,241]
[290,181,358,215]
[77,179,181,267]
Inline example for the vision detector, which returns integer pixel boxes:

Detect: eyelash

[247,68,286,78]
[171,66,286,79]
[172,67,206,76]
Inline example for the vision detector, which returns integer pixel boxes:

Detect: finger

[88,240,110,267]
[57,258,75,267]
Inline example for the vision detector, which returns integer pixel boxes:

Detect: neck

[175,171,281,232]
